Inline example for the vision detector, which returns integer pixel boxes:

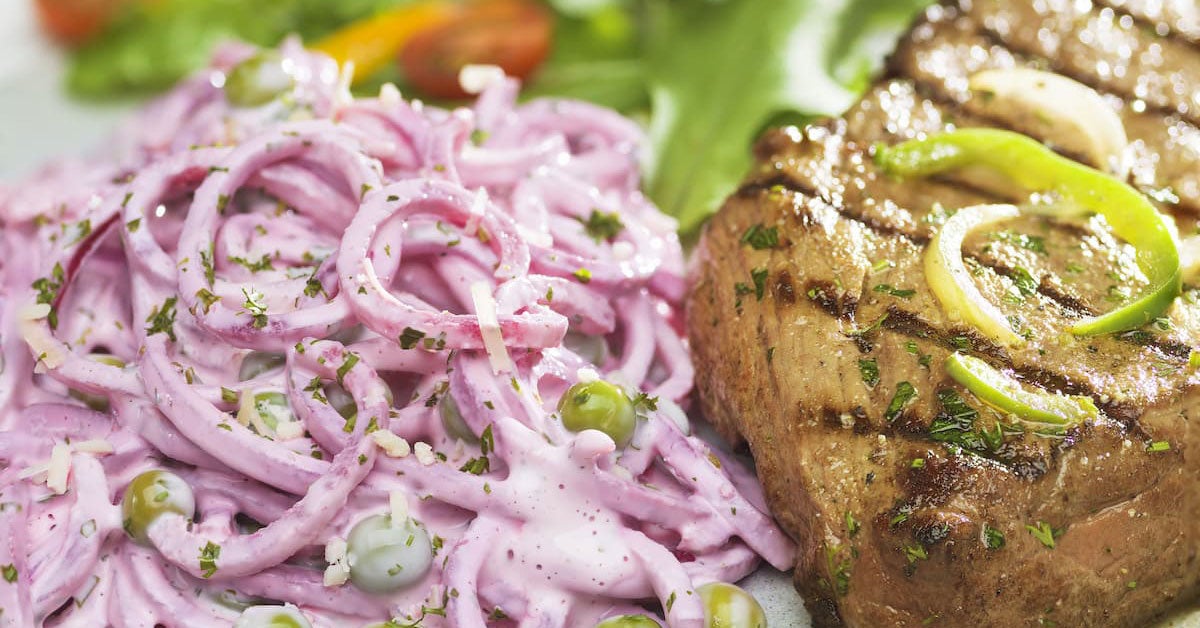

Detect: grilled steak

[687,1,1200,626]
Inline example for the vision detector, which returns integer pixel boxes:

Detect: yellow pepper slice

[312,0,459,82]
[925,203,1023,347]
[877,129,1181,338]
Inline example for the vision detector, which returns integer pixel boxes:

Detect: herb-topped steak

[687,1,1200,626]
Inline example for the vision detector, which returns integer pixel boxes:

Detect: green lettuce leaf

[641,0,931,232]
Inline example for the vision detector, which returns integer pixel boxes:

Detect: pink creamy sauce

[0,41,794,627]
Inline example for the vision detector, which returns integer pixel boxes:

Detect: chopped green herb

[873,283,916,299]
[199,541,221,578]
[910,458,925,469]
[871,259,895,273]
[578,210,624,242]
[31,262,65,329]
[983,525,1005,550]
[228,254,274,273]
[824,544,851,597]
[991,230,1046,254]
[1,564,16,583]
[573,268,593,283]
[195,288,221,314]
[199,246,216,285]
[903,543,928,563]
[858,358,880,389]
[928,388,983,451]
[1147,440,1171,452]
[631,392,659,412]
[220,387,238,404]
[884,381,917,423]
[480,425,495,456]
[1026,521,1058,548]
[240,289,268,328]
[459,457,490,475]
[1011,266,1038,298]
[740,223,780,250]
[751,267,769,301]
[145,297,178,341]
[844,511,860,537]
[302,269,324,298]
[336,353,360,385]
[399,327,426,350]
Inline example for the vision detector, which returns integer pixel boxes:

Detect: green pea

[564,331,609,365]
[238,352,286,382]
[324,382,393,422]
[253,392,293,431]
[439,391,477,443]
[324,382,357,420]
[70,354,126,412]
[212,588,269,612]
[224,52,293,108]
[698,582,766,628]
[121,470,195,545]
[557,380,636,446]
[346,514,433,594]
[233,605,312,628]
[596,614,662,627]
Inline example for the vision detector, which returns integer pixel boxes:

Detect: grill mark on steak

[738,174,1193,363]
[734,180,1186,433]
[956,0,1200,124]
[1097,0,1200,47]
[875,3,1200,220]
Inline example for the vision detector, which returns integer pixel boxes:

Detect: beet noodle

[0,40,794,627]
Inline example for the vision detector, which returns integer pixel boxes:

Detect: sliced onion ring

[968,68,1129,177]
[925,203,1023,347]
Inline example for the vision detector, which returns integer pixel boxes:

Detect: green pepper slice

[945,353,1098,425]
[876,128,1180,337]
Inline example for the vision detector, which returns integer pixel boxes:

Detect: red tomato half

[399,0,553,100]
[34,0,122,46]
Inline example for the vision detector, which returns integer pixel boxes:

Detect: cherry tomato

[399,0,553,100]
[34,0,122,46]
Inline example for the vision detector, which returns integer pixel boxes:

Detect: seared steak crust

[688,1,1200,626]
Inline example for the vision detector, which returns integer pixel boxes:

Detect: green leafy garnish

[199,541,221,578]
[145,297,179,341]
[241,288,268,328]
[884,381,916,422]
[227,254,274,273]
[399,327,426,350]
[983,525,1005,550]
[751,267,769,301]
[578,210,624,242]
[336,353,360,385]
[1025,521,1058,549]
[740,223,780,250]
[31,262,65,329]
[873,283,916,299]
[858,358,879,389]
